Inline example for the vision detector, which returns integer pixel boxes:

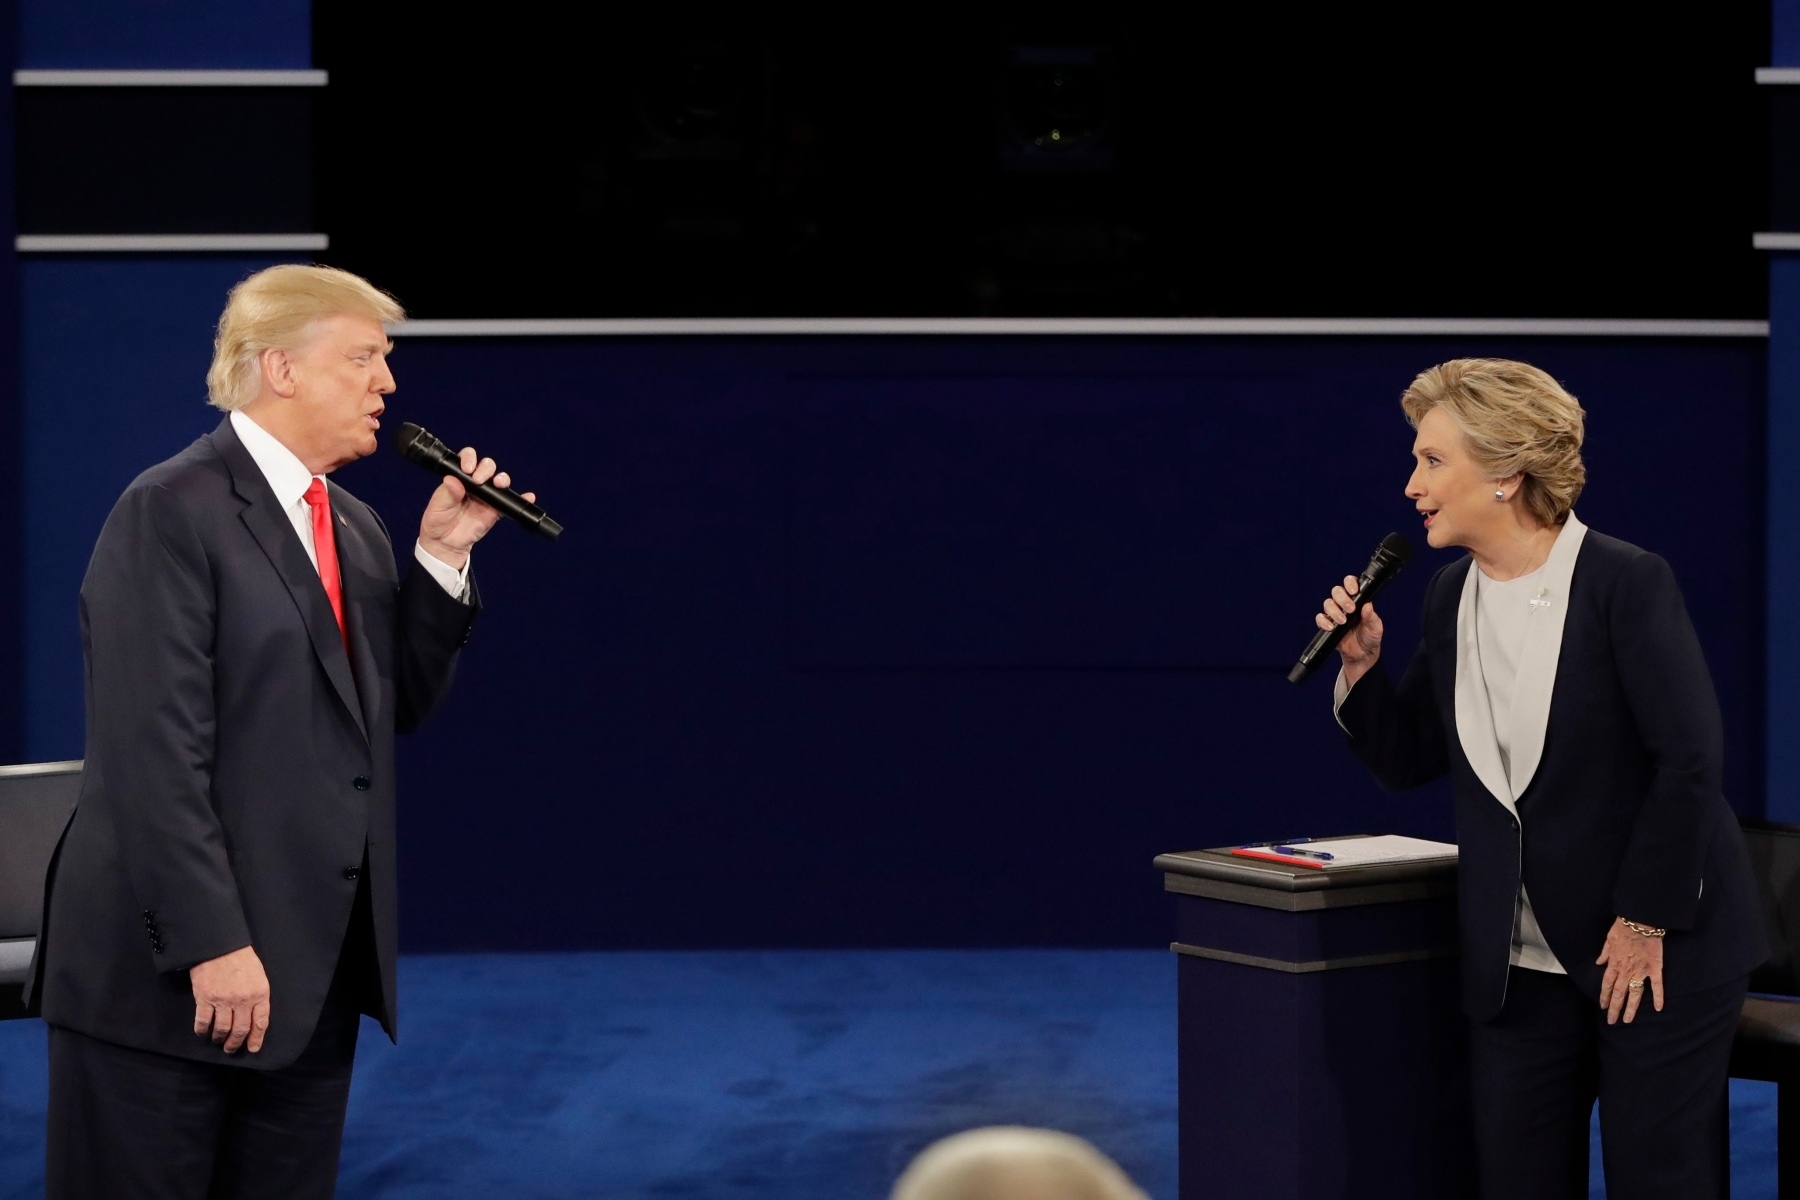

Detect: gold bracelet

[1621,919,1667,939]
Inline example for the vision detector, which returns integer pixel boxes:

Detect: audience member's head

[890,1126,1148,1200]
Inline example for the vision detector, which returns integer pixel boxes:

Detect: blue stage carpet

[1,950,1175,1199]
[0,950,1779,1199]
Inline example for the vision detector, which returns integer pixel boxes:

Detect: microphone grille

[393,422,431,463]
[1377,532,1414,564]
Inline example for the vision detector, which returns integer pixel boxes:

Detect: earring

[1495,489,1505,502]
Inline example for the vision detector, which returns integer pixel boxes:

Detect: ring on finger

[1627,978,1644,990]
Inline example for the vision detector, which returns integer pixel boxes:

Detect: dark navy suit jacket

[27,416,477,1068]
[1339,529,1766,1021]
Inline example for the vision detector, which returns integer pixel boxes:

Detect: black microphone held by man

[394,421,563,541]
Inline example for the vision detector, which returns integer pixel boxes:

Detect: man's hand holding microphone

[418,445,538,569]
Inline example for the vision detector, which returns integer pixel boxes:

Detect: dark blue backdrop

[277,337,1776,948]
[20,330,1767,948]
[2,0,1776,951]
[22,256,295,754]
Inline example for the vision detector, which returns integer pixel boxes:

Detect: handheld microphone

[1287,533,1413,684]
[392,422,563,541]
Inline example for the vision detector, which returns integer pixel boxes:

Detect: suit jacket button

[344,867,361,881]
[353,776,371,791]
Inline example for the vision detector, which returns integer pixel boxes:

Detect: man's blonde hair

[891,1127,1148,1200]
[1400,358,1587,528]
[206,264,404,411]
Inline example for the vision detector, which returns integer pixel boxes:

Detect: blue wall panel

[19,0,310,68]
[1771,258,1800,821]
[22,332,1767,946]
[1780,0,1800,66]
[0,0,23,764]
[21,256,296,758]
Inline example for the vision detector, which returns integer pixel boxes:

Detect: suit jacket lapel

[212,419,370,745]
[1503,513,1588,800]
[1454,556,1518,818]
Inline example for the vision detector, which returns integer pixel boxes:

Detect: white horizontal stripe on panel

[389,317,1770,339]
[14,69,327,87]
[1757,67,1800,84]
[17,233,329,253]
[1756,232,1800,251]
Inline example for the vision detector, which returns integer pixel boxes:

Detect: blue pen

[1241,838,1315,849]
[1273,845,1335,861]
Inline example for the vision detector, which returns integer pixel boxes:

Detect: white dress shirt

[229,410,470,600]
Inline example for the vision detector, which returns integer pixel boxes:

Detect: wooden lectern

[1156,843,1473,1200]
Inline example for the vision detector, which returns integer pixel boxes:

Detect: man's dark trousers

[45,869,378,1200]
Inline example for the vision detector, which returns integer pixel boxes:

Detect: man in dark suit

[25,265,534,1199]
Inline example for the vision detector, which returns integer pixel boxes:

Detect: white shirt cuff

[414,541,471,602]
[1332,667,1353,734]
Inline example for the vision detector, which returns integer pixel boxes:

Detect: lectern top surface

[1155,836,1459,893]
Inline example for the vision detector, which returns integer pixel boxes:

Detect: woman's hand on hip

[1317,575,1383,687]
[1596,916,1665,1024]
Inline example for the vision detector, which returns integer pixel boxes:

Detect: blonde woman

[1318,359,1765,1199]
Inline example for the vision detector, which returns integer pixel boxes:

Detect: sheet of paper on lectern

[1232,834,1458,870]
[1302,835,1457,867]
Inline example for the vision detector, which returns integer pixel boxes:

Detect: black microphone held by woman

[1288,533,1412,683]
[394,422,563,541]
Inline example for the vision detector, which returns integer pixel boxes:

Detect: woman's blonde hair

[206,264,404,411]
[891,1127,1148,1200]
[1400,358,1586,528]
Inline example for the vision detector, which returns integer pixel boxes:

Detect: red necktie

[303,478,348,647]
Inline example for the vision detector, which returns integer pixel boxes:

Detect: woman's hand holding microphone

[1317,576,1384,687]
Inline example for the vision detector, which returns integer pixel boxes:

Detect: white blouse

[1473,564,1566,975]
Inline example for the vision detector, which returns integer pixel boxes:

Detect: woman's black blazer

[1339,528,1767,1020]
